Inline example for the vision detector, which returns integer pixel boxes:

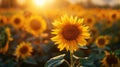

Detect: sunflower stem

[17,59,21,67]
[70,51,74,67]
[64,60,71,67]
[109,64,112,67]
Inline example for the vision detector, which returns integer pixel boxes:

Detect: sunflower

[95,36,109,48]
[105,35,112,41]
[51,15,90,52]
[0,27,13,54]
[84,15,96,27]
[108,10,120,22]
[105,19,114,28]
[14,42,33,59]
[101,51,120,67]
[10,14,24,29]
[96,10,108,21]
[0,16,8,27]
[25,15,46,37]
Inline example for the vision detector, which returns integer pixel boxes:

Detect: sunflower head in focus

[10,14,24,29]
[95,36,109,48]
[0,27,13,54]
[51,15,90,52]
[101,51,120,67]
[0,16,8,27]
[14,42,33,59]
[25,15,46,37]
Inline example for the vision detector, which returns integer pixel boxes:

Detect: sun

[33,0,46,7]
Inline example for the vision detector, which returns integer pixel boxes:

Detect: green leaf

[0,28,8,48]
[80,58,95,67]
[4,59,17,67]
[115,49,120,58]
[24,57,37,65]
[45,54,65,67]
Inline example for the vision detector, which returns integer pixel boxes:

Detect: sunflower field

[0,0,120,67]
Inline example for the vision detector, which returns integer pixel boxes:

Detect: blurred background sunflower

[14,42,33,59]
[0,16,8,27]
[24,15,46,37]
[0,0,120,67]
[10,14,25,29]
[0,27,13,54]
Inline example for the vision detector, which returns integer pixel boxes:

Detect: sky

[68,0,120,6]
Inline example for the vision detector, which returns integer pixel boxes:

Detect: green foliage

[0,59,17,67]
[115,49,120,58]
[45,54,65,67]
[24,57,37,65]
[80,57,96,67]
[0,27,8,48]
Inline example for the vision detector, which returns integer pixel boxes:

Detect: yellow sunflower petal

[51,15,90,52]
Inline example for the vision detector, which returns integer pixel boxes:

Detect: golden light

[33,0,47,7]
[16,0,26,6]
[0,0,2,5]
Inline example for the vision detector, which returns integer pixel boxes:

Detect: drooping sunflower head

[14,42,33,59]
[0,16,8,27]
[25,15,46,37]
[95,36,109,48]
[10,14,24,29]
[101,51,120,67]
[51,15,90,52]
[0,27,13,54]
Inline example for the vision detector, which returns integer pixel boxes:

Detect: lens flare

[33,0,46,7]
[16,0,26,6]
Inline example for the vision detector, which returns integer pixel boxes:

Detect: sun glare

[16,0,26,6]
[33,0,46,7]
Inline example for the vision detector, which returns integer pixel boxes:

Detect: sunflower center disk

[61,25,80,41]
[0,19,4,24]
[14,18,21,24]
[30,19,41,31]
[98,38,105,45]
[20,46,29,54]
[106,55,118,64]
[112,14,117,19]
[87,18,92,23]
